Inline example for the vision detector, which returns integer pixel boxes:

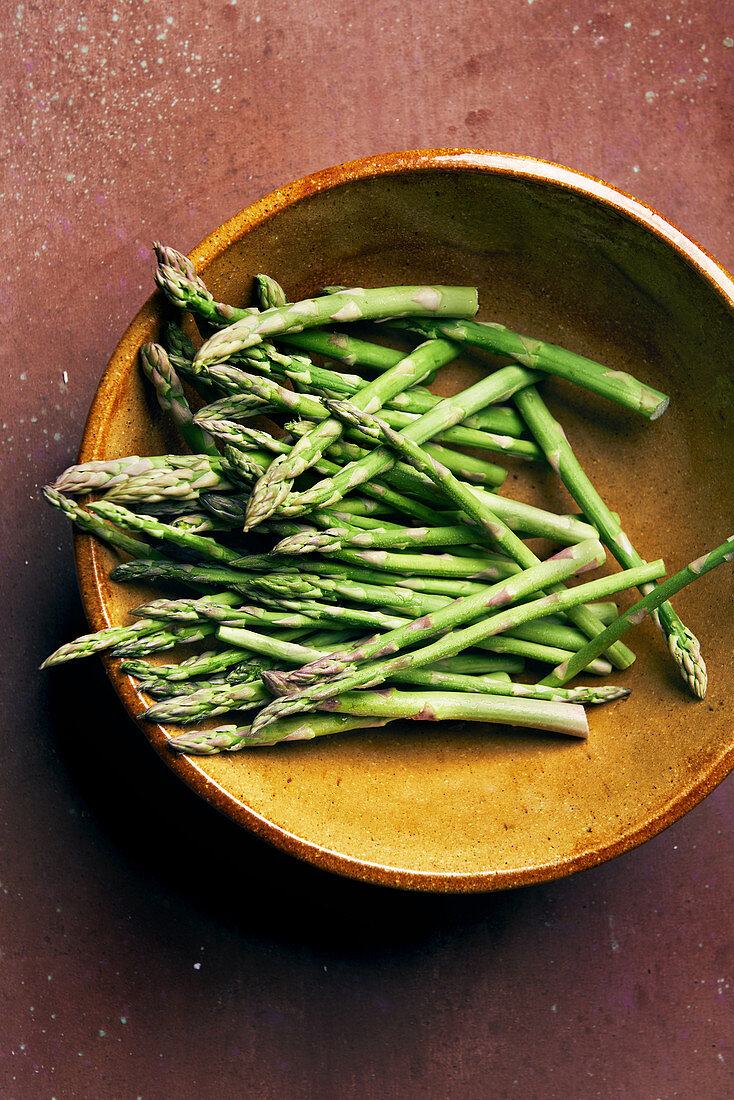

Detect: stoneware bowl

[76,150,734,892]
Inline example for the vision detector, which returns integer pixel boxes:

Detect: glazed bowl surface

[76,149,734,891]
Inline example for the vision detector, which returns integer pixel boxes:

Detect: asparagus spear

[133,599,315,631]
[167,714,396,754]
[251,559,665,733]
[198,413,501,522]
[319,434,510,485]
[163,320,198,369]
[283,366,542,457]
[141,647,548,724]
[260,593,614,669]
[540,535,734,690]
[42,618,170,668]
[191,284,480,369]
[142,679,270,722]
[269,502,591,555]
[388,317,670,420]
[138,343,219,457]
[204,599,410,633]
[279,363,541,515]
[157,257,529,443]
[51,455,212,497]
[255,273,288,310]
[98,455,236,503]
[513,384,706,696]
[242,338,462,530]
[317,549,520,580]
[110,622,217,658]
[121,647,262,683]
[397,668,627,704]
[275,539,605,687]
[318,400,634,668]
[269,487,600,552]
[124,656,265,689]
[151,245,457,378]
[196,391,471,524]
[168,658,635,753]
[153,246,307,373]
[42,487,158,560]
[168,690,590,745]
[88,500,245,566]
[474,635,612,675]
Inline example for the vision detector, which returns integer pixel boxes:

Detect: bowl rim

[75,148,734,893]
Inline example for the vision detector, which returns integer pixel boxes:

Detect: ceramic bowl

[75,150,734,892]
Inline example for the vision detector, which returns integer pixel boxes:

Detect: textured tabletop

[1,1,732,1097]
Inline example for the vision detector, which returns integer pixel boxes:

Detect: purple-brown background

[2,1,732,1096]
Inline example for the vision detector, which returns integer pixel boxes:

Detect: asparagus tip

[261,669,293,696]
[669,628,707,699]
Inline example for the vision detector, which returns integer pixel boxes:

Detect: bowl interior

[78,152,734,890]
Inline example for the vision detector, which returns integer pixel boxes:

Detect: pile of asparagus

[41,245,734,753]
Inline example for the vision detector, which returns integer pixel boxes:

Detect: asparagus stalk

[269,490,598,553]
[158,258,531,442]
[283,367,542,457]
[100,455,236,503]
[42,487,158,560]
[204,599,410,633]
[51,455,214,497]
[242,338,462,530]
[151,245,458,377]
[283,420,511,486]
[168,658,635,752]
[475,635,613,675]
[339,437,509,486]
[142,679,270,722]
[255,273,288,310]
[169,690,590,746]
[110,622,217,657]
[125,656,265,689]
[153,246,307,376]
[319,549,520,580]
[42,618,169,668]
[311,688,590,738]
[167,714,396,754]
[196,393,470,525]
[394,668,627,704]
[163,320,198,369]
[192,284,480,369]
[251,559,665,733]
[199,413,500,522]
[135,601,316,631]
[275,539,605,687]
[540,536,734,690]
[513,384,706,696]
[388,318,670,420]
[121,647,261,683]
[318,400,634,668]
[87,500,245,566]
[142,656,515,724]
[262,593,615,668]
[138,344,219,457]
[279,363,540,516]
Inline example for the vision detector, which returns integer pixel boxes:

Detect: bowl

[75,149,734,892]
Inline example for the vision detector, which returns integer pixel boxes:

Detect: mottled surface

[1,1,733,1098]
